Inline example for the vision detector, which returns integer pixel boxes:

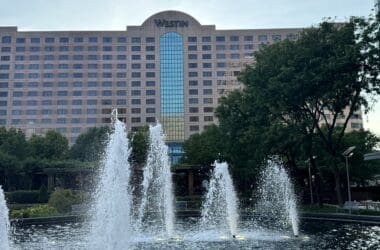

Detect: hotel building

[0,11,363,161]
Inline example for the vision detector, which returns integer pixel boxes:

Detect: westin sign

[154,19,189,27]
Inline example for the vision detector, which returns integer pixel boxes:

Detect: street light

[305,156,317,204]
[342,146,356,213]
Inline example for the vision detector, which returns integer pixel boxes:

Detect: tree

[216,4,379,205]
[29,130,69,160]
[69,127,110,162]
[129,126,149,166]
[182,125,225,166]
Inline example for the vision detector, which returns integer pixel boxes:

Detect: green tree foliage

[182,125,225,166]
[29,130,69,160]
[129,126,149,166]
[216,8,379,204]
[69,127,110,162]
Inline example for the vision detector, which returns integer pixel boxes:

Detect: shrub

[48,188,76,213]
[5,190,40,204]
[38,185,49,203]
[11,204,59,218]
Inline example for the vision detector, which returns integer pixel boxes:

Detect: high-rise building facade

[0,11,363,161]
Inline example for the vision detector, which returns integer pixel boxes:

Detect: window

[188,54,197,60]
[203,80,212,86]
[146,46,155,51]
[189,98,198,104]
[272,35,282,41]
[146,99,155,104]
[215,36,225,42]
[202,54,211,59]
[203,89,213,95]
[146,63,155,69]
[188,36,197,42]
[131,108,141,114]
[117,46,126,51]
[59,37,69,43]
[202,45,211,51]
[190,125,199,131]
[74,37,83,43]
[189,89,198,95]
[103,37,112,43]
[131,90,141,96]
[216,44,225,50]
[102,90,112,96]
[103,46,112,51]
[146,54,155,60]
[87,99,97,105]
[87,108,97,114]
[204,116,214,121]
[146,90,155,95]
[131,117,141,123]
[132,55,141,60]
[145,37,155,43]
[189,80,198,86]
[117,37,127,43]
[189,116,199,122]
[203,71,212,77]
[258,35,268,42]
[230,53,240,59]
[88,46,98,51]
[131,99,141,105]
[16,38,25,43]
[202,36,211,42]
[230,44,240,50]
[188,45,197,51]
[74,46,84,51]
[244,44,253,50]
[31,37,40,43]
[57,100,68,105]
[72,100,82,105]
[244,35,253,41]
[16,47,25,52]
[131,37,141,43]
[88,37,98,43]
[146,72,155,78]
[230,35,239,41]
[116,90,126,96]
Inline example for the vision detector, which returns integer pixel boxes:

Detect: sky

[0,0,379,136]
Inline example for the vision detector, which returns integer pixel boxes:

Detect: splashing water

[200,161,239,237]
[88,109,133,249]
[136,123,175,237]
[254,160,299,236]
[0,185,10,250]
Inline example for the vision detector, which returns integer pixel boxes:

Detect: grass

[301,204,380,216]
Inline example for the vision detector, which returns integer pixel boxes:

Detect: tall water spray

[88,109,133,249]
[136,123,175,236]
[0,185,10,250]
[200,161,239,236]
[255,160,299,236]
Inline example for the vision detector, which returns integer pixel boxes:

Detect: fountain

[254,160,299,236]
[87,109,134,249]
[136,123,175,237]
[0,185,10,250]
[5,111,375,249]
[199,161,239,237]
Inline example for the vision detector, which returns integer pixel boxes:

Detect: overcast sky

[0,0,379,135]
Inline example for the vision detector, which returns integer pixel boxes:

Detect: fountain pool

[9,220,380,249]
[2,110,380,249]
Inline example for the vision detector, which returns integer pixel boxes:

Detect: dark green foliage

[5,190,41,204]
[213,9,379,203]
[69,127,110,162]
[29,130,69,160]
[129,126,149,166]
[48,188,77,213]
[182,125,225,166]
[38,185,49,203]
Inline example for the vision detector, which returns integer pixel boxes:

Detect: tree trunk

[334,172,343,207]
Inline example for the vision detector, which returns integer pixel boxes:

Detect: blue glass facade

[160,32,185,142]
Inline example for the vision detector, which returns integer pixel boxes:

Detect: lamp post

[306,156,316,204]
[342,146,356,214]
